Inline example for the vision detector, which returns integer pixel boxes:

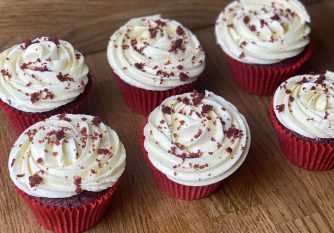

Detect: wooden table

[1,0,334,232]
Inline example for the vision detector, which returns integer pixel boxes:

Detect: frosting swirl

[144,91,250,186]
[0,37,89,113]
[215,0,311,64]
[107,15,205,91]
[273,71,334,139]
[8,114,126,198]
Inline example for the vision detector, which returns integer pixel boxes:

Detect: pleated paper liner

[0,75,93,134]
[225,44,312,96]
[139,122,221,200]
[112,69,198,116]
[270,104,334,171]
[16,181,120,233]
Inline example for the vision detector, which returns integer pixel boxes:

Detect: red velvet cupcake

[140,90,251,200]
[0,37,92,133]
[107,15,205,116]
[270,71,334,171]
[215,0,312,96]
[8,114,126,233]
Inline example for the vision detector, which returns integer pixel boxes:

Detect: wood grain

[1,0,334,233]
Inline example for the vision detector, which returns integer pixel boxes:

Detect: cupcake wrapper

[112,69,198,116]
[270,104,334,171]
[16,181,120,233]
[0,76,93,134]
[225,44,312,96]
[139,123,221,200]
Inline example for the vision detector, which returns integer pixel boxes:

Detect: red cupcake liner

[139,122,221,200]
[111,69,198,116]
[16,181,120,233]
[225,44,313,96]
[0,76,93,134]
[270,104,334,171]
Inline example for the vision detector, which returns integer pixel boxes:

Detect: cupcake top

[0,37,89,113]
[107,14,205,91]
[273,71,334,139]
[143,91,250,186]
[215,0,310,65]
[8,114,126,198]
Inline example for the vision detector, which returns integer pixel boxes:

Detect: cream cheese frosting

[107,14,205,91]
[273,71,334,139]
[8,114,126,198]
[143,90,250,186]
[0,37,89,113]
[215,0,311,65]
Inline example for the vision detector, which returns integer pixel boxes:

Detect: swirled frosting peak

[8,114,126,198]
[274,71,334,139]
[143,91,250,186]
[0,37,89,113]
[215,0,311,64]
[107,14,205,91]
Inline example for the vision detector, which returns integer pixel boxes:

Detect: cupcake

[0,37,92,133]
[107,14,205,116]
[215,0,312,95]
[140,90,250,200]
[271,71,334,171]
[8,114,126,233]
